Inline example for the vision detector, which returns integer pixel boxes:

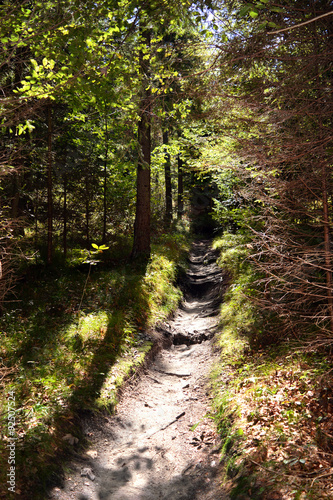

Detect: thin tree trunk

[177,153,184,219]
[10,172,25,236]
[163,129,172,227]
[132,28,151,258]
[322,164,333,333]
[34,189,39,264]
[63,174,67,258]
[47,102,53,265]
[85,173,90,249]
[11,172,20,220]
[313,9,333,334]
[102,103,108,244]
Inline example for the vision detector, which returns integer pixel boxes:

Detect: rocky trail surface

[49,240,229,500]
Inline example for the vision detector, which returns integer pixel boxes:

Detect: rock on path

[49,240,229,500]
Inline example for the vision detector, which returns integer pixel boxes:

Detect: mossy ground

[0,226,190,498]
[211,232,333,500]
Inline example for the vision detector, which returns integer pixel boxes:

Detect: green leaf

[258,21,268,30]
[91,243,99,249]
[190,420,202,431]
[239,6,250,17]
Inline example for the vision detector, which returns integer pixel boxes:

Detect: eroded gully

[49,239,230,500]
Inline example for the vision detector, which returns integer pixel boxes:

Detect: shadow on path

[48,239,229,500]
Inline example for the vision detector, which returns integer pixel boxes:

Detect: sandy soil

[49,240,230,500]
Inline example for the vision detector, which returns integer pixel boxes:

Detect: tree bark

[131,28,151,259]
[34,189,39,264]
[11,173,20,220]
[102,102,108,244]
[10,172,25,236]
[163,129,172,227]
[63,174,67,258]
[47,102,53,265]
[313,9,333,334]
[85,172,90,249]
[177,153,184,219]
[321,164,333,333]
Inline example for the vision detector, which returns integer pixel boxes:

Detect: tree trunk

[47,102,53,265]
[131,28,151,259]
[10,172,25,236]
[34,183,40,264]
[163,129,172,227]
[63,174,67,258]
[102,105,108,244]
[313,11,333,334]
[11,172,20,220]
[85,172,90,249]
[177,153,184,219]
[322,164,333,333]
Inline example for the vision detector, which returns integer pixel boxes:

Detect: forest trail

[49,240,229,500]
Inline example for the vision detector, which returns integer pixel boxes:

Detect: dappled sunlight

[46,240,227,500]
[0,233,188,498]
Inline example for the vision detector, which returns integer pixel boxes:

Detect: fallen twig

[147,411,186,439]
[147,375,163,384]
[249,459,280,475]
[152,368,191,378]
[311,468,333,487]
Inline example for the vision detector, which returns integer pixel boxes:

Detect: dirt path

[49,240,229,500]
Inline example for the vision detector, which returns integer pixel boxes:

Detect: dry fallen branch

[310,468,333,487]
[147,411,186,439]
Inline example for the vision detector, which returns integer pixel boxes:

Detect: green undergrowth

[211,232,333,500]
[0,229,190,499]
[212,232,261,358]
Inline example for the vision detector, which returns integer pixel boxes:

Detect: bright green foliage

[0,0,210,264]
[213,232,259,356]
